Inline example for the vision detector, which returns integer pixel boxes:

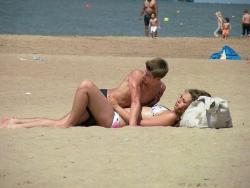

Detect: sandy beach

[0,35,250,188]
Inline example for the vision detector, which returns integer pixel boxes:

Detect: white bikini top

[151,104,169,116]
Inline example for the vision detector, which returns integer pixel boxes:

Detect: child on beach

[149,13,158,38]
[241,9,250,37]
[222,17,231,39]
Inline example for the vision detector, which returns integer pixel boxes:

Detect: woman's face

[174,91,192,114]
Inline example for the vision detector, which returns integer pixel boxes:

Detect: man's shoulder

[127,69,144,83]
[129,69,144,76]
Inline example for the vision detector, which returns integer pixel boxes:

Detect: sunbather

[0,89,210,128]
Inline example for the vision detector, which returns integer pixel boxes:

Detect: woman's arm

[138,111,177,127]
[108,96,177,127]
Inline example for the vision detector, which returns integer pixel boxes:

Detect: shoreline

[2,33,249,38]
[1,34,249,59]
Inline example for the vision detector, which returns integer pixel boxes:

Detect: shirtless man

[1,57,168,128]
[141,0,158,36]
[107,57,167,125]
[242,9,250,37]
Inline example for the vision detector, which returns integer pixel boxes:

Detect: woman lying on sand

[0,88,210,128]
[108,89,211,127]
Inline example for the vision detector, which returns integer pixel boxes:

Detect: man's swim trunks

[100,89,107,97]
[144,14,151,26]
[150,26,157,33]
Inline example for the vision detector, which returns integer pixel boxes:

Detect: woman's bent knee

[78,80,94,90]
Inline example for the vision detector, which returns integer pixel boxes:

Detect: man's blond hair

[145,57,168,78]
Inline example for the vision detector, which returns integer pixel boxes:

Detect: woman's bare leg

[0,80,115,128]
[4,118,61,128]
[0,111,89,129]
[10,117,51,124]
[0,114,66,128]
[64,80,115,128]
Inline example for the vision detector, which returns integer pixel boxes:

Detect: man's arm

[138,111,176,127]
[155,0,158,17]
[128,70,143,126]
[140,1,145,16]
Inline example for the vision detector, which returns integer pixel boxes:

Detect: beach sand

[0,35,250,188]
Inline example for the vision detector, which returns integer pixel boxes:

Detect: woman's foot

[0,117,10,128]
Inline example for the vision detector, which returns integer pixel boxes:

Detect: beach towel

[210,45,241,60]
[180,96,233,129]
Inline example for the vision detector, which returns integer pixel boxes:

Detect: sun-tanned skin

[108,69,165,125]
[1,89,210,129]
[0,58,168,128]
[109,90,193,127]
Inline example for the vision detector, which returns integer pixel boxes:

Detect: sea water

[0,0,249,37]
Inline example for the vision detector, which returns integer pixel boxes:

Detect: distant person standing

[241,9,250,37]
[213,11,224,38]
[149,13,158,38]
[140,0,158,37]
[222,17,231,39]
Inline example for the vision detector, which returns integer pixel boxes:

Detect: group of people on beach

[214,11,230,39]
[3,2,249,129]
[214,8,250,39]
[141,0,250,39]
[0,57,211,129]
